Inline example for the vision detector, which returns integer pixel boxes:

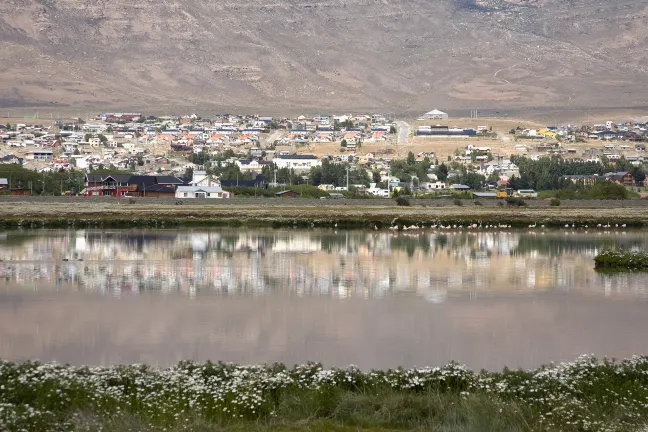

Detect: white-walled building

[273,154,321,171]
[175,186,230,199]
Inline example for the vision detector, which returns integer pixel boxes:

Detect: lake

[1,228,647,370]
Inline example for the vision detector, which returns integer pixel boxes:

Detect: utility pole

[346,165,349,191]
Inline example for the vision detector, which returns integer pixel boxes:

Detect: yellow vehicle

[496,189,512,198]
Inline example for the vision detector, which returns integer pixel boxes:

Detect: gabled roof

[155,176,184,185]
[144,185,175,193]
[128,175,156,186]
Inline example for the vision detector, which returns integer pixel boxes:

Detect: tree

[73,148,80,155]
[458,172,486,190]
[98,134,108,144]
[436,163,449,181]
[84,133,92,142]
[406,151,416,166]
[390,125,397,134]
[341,139,347,148]
[372,170,381,183]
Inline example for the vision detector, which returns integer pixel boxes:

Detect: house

[236,159,273,173]
[25,150,53,161]
[190,170,220,187]
[420,182,447,191]
[0,154,21,164]
[273,154,321,171]
[451,184,471,190]
[0,178,8,190]
[175,185,231,199]
[275,190,299,198]
[175,170,231,199]
[603,171,635,186]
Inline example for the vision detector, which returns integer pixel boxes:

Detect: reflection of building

[1,230,647,301]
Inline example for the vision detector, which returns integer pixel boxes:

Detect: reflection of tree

[511,235,645,257]
[389,235,431,257]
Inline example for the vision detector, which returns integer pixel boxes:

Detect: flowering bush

[595,250,648,271]
[1,356,648,431]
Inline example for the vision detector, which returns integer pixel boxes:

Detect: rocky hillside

[0,0,647,113]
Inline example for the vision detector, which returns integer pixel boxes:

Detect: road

[395,120,410,145]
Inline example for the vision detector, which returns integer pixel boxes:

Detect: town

[1,109,647,199]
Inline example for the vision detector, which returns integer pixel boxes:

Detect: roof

[155,176,184,185]
[128,175,157,187]
[425,109,447,115]
[472,192,497,198]
[276,154,318,160]
[451,184,471,189]
[144,185,175,193]
[275,190,298,195]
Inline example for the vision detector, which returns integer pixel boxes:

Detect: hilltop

[0,0,647,113]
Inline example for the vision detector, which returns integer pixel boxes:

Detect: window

[207,193,211,197]
[183,193,188,197]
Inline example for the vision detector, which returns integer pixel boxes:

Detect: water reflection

[1,229,647,300]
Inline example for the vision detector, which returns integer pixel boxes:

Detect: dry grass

[2,201,648,226]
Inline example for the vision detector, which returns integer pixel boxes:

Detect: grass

[2,201,648,229]
[2,357,648,432]
[594,250,648,271]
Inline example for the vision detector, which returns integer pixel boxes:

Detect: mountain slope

[0,0,647,112]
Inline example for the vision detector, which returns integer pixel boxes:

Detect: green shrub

[473,200,483,206]
[453,198,463,206]
[595,250,648,271]
[395,196,411,206]
[506,197,527,207]
[550,198,561,206]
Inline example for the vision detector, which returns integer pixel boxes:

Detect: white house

[273,154,321,171]
[236,159,273,173]
[190,170,220,187]
[420,182,447,191]
[175,185,231,199]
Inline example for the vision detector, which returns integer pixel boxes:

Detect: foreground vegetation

[594,250,648,271]
[2,356,648,432]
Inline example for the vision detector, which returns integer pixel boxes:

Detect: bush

[550,198,561,206]
[473,200,483,206]
[128,197,136,204]
[506,197,527,207]
[453,198,463,206]
[595,250,648,271]
[395,196,411,206]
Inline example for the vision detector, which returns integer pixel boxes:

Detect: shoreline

[2,356,647,431]
[2,198,648,228]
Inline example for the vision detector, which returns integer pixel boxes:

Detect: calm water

[1,228,647,370]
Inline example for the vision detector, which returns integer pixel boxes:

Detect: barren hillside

[0,0,647,113]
